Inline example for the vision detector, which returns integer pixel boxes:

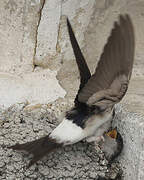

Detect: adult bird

[9,14,135,168]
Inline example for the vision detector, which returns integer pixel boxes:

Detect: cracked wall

[0,0,42,74]
[0,0,67,107]
[0,0,96,107]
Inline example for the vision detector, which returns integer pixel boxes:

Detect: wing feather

[67,18,91,104]
[78,14,135,109]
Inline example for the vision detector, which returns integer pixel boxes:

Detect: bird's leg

[86,135,105,143]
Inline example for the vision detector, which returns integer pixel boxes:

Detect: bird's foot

[86,135,105,143]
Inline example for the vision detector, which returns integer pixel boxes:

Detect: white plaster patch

[0,69,66,108]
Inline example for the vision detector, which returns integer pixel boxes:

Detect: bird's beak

[106,128,117,139]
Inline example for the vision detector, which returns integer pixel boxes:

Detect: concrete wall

[0,0,96,107]
[0,0,144,179]
[1,0,143,112]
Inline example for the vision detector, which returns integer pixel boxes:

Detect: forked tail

[8,135,62,168]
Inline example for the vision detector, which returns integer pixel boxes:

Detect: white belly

[49,118,85,145]
[50,110,113,145]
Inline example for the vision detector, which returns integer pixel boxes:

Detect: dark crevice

[33,0,46,71]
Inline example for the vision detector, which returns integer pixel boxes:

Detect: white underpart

[84,110,113,138]
[50,110,113,145]
[49,118,85,145]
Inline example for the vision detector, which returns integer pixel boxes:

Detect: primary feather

[67,18,91,105]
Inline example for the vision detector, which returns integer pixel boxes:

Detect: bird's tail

[8,135,62,168]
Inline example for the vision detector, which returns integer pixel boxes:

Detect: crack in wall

[56,16,62,54]
[20,0,27,64]
[56,0,63,54]
[33,0,46,71]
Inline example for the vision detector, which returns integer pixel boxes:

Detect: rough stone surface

[0,0,42,74]
[0,0,66,108]
[113,105,144,180]
[34,0,62,65]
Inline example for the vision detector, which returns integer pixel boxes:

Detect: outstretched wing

[78,14,135,110]
[67,18,91,104]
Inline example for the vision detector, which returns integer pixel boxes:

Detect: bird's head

[100,128,123,162]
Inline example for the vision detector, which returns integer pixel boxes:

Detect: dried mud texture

[0,102,122,180]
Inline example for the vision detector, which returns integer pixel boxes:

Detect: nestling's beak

[106,128,117,139]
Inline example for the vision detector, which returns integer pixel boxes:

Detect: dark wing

[9,135,62,168]
[78,14,135,110]
[67,18,91,104]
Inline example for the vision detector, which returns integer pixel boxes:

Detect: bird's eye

[112,109,115,118]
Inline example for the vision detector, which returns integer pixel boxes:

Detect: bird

[98,128,123,163]
[9,14,135,168]
[97,130,123,180]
